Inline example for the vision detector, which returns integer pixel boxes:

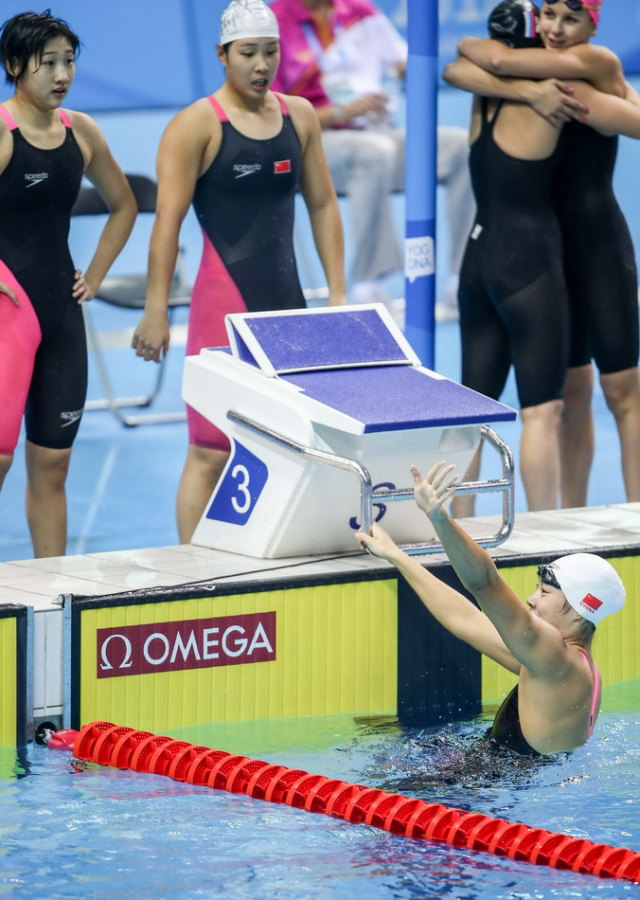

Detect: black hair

[488,0,542,48]
[0,10,80,86]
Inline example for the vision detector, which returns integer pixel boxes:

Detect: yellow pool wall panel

[0,615,18,748]
[77,580,398,733]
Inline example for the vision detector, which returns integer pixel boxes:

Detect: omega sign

[96,612,276,678]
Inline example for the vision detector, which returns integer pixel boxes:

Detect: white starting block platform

[183,305,517,558]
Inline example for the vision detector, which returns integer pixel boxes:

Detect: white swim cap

[219,0,280,44]
[542,553,625,626]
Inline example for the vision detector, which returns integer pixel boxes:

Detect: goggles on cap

[545,0,598,9]
[537,564,561,589]
[544,0,601,23]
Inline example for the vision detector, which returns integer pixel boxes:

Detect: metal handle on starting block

[372,426,514,555]
[227,413,514,557]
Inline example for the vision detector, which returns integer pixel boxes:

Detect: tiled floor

[2,502,640,614]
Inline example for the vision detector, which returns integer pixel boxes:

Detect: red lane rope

[59,722,640,884]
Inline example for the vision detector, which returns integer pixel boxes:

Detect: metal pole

[404,0,438,367]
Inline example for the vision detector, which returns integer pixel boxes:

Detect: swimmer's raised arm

[355,514,518,673]
[413,462,572,678]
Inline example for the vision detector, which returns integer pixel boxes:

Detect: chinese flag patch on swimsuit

[582,593,603,613]
[274,159,291,174]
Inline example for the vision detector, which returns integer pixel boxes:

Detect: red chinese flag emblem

[274,159,291,174]
[582,593,603,612]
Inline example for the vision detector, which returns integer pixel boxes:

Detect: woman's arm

[412,462,569,677]
[132,103,213,361]
[572,79,640,137]
[290,96,347,306]
[443,56,588,126]
[356,522,519,672]
[458,37,625,96]
[68,112,137,303]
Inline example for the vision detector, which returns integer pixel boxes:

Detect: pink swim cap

[546,0,601,28]
[581,0,601,27]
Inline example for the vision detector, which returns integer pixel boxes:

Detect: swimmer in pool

[356,460,626,756]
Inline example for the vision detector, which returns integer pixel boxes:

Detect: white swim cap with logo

[219,0,280,44]
[548,553,625,626]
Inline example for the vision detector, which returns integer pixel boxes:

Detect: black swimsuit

[458,99,569,410]
[490,685,540,757]
[0,106,85,453]
[554,122,638,374]
[185,93,305,451]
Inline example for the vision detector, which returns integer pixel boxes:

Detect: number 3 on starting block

[205,441,268,525]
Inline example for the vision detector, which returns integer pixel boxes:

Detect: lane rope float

[51,722,640,884]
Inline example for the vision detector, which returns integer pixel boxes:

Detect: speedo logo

[24,172,48,187]
[233,163,262,178]
[60,408,83,427]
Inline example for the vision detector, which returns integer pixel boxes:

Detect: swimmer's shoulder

[156,98,223,175]
[163,97,223,143]
[278,93,321,149]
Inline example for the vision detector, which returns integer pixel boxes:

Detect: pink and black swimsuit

[0,106,85,455]
[186,93,305,451]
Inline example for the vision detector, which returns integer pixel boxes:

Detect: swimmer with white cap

[357,460,626,756]
[133,0,347,544]
[219,0,280,44]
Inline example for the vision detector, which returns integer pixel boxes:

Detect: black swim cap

[488,0,542,48]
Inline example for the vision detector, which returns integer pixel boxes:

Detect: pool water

[2,711,640,900]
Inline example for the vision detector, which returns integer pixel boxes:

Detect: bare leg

[176,443,230,543]
[25,440,72,558]
[0,453,13,492]
[520,399,563,511]
[600,366,640,502]
[560,364,594,508]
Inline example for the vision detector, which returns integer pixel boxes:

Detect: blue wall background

[1,1,638,111]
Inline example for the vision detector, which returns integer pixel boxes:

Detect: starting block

[182,305,517,559]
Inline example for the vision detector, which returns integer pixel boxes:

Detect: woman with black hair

[0,10,136,556]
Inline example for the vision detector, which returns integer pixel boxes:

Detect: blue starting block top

[283,365,515,433]
[223,306,516,433]
[227,306,421,374]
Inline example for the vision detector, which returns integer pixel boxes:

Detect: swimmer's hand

[132,309,170,363]
[355,522,402,562]
[412,460,459,519]
[527,79,588,128]
[0,281,19,306]
[72,269,97,304]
